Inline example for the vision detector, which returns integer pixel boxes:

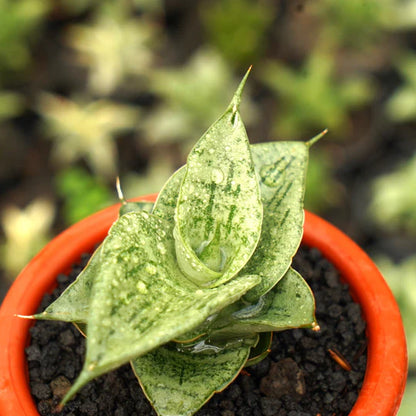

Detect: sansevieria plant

[28,69,322,416]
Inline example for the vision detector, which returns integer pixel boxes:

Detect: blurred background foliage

[0,0,416,412]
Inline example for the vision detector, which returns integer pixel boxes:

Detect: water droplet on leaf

[145,263,157,275]
[157,242,166,255]
[260,163,281,187]
[136,281,148,294]
[211,168,224,184]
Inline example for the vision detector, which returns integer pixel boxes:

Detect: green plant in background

[67,1,159,95]
[398,378,416,416]
[132,0,163,13]
[58,0,162,16]
[312,0,390,50]
[376,255,416,369]
[0,0,50,75]
[55,167,115,225]
[260,47,373,138]
[0,199,54,279]
[38,93,139,179]
[30,74,318,416]
[304,148,342,214]
[143,48,257,152]
[386,53,416,122]
[0,90,24,122]
[201,0,275,67]
[56,0,97,15]
[369,154,416,234]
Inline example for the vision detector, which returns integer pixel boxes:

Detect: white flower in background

[38,93,139,179]
[1,199,55,279]
[67,2,158,95]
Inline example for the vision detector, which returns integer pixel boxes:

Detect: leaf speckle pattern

[34,71,317,416]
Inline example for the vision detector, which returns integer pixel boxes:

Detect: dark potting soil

[27,247,367,416]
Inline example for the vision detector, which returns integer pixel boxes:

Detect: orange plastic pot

[0,196,408,415]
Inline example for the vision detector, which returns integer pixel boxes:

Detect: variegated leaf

[35,201,154,324]
[62,211,260,404]
[131,338,256,416]
[119,200,154,216]
[175,70,262,287]
[153,166,185,226]
[243,142,308,302]
[245,331,273,367]
[34,245,103,323]
[208,268,316,339]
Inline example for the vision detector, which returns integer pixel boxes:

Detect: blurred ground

[1,0,416,413]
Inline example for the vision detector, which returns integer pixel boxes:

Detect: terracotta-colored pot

[0,195,408,415]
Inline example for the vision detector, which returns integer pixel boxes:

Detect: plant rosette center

[28,70,321,416]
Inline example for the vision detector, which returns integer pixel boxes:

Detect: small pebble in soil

[27,246,367,416]
[260,358,305,399]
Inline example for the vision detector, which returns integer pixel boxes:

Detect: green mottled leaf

[175,70,262,287]
[119,200,154,216]
[174,266,315,347]
[243,142,308,302]
[34,245,102,323]
[245,331,273,367]
[131,339,256,416]
[173,329,207,344]
[31,70,319,416]
[62,211,260,404]
[209,268,316,339]
[153,166,185,224]
[35,200,155,324]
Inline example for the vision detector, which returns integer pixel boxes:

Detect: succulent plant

[32,71,318,416]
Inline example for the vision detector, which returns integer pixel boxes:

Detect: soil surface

[27,246,367,416]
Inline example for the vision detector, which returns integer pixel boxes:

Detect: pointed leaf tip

[230,66,252,111]
[16,314,35,319]
[61,369,92,406]
[116,177,125,203]
[312,322,321,332]
[306,128,328,147]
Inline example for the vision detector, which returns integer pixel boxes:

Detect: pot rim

[303,211,408,416]
[0,196,408,416]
